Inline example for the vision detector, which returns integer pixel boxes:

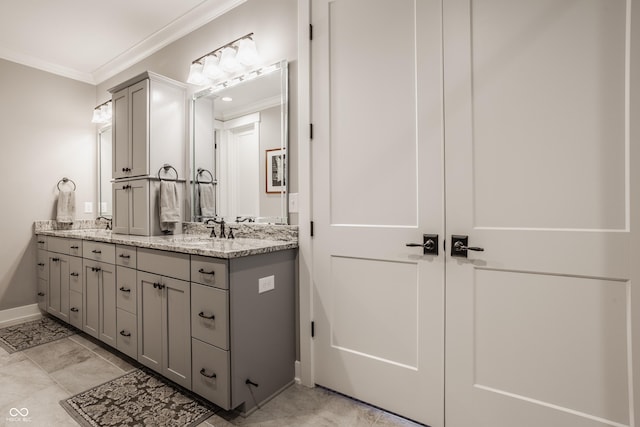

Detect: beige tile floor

[0,331,423,427]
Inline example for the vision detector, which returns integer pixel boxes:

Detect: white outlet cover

[84,202,93,213]
[289,193,299,213]
[259,275,275,294]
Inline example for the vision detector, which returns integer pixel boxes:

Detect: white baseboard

[294,360,301,384]
[0,304,42,328]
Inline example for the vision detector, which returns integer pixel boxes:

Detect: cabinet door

[129,179,149,236]
[99,263,117,347]
[163,276,191,389]
[129,80,149,177]
[137,271,163,372]
[112,87,129,179]
[112,182,130,234]
[48,253,69,321]
[83,261,100,339]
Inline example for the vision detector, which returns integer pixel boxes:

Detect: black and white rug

[0,315,76,353]
[60,368,215,427]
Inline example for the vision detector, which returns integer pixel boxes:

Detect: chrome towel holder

[157,164,179,181]
[57,177,76,191]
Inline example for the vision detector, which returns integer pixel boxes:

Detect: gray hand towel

[56,190,75,223]
[160,180,180,232]
[199,183,216,218]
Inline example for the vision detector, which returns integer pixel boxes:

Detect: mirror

[98,125,112,218]
[191,60,288,224]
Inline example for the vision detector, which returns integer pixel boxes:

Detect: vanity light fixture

[91,100,112,124]
[187,32,260,86]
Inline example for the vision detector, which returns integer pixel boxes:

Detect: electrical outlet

[84,202,93,214]
[101,202,107,212]
[258,275,275,294]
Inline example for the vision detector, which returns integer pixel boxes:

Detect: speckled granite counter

[34,221,298,259]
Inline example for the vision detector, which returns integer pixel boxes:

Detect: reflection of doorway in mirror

[266,148,286,193]
[217,113,260,220]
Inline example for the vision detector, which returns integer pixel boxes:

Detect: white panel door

[443,1,640,426]
[311,0,445,425]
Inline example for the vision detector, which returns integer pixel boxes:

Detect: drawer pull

[70,307,79,313]
[119,287,131,293]
[91,267,102,272]
[37,292,45,297]
[37,240,45,244]
[198,312,215,320]
[70,245,79,249]
[153,283,165,290]
[70,272,79,277]
[119,254,131,259]
[199,368,217,379]
[198,268,215,276]
[37,263,45,267]
[92,249,102,254]
[119,330,131,337]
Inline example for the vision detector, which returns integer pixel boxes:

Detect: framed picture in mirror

[266,148,286,193]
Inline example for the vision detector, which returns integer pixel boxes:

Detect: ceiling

[0,0,246,85]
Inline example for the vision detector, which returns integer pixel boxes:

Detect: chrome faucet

[96,216,112,230]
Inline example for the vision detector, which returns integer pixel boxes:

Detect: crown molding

[92,0,247,84]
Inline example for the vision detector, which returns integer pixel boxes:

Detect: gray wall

[0,58,96,310]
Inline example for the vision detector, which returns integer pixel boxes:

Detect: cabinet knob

[91,267,102,272]
[198,311,215,320]
[152,282,165,290]
[52,257,60,262]
[199,368,217,379]
[70,307,79,312]
[119,330,131,337]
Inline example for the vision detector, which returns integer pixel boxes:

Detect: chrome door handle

[406,234,438,255]
[451,235,484,258]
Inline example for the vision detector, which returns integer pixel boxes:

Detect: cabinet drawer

[68,240,82,257]
[116,245,137,268]
[48,237,69,254]
[191,255,228,289]
[37,250,48,280]
[116,308,138,360]
[117,266,137,314]
[191,338,230,410]
[36,236,47,250]
[69,291,82,329]
[137,248,189,281]
[191,283,229,350]
[69,256,83,293]
[83,241,116,264]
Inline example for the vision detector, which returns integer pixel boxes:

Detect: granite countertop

[35,229,298,259]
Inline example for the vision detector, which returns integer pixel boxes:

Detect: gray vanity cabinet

[137,248,192,389]
[112,179,150,235]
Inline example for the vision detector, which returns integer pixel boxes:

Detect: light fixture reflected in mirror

[91,100,112,124]
[187,33,260,87]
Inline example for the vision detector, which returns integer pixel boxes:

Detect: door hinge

[309,24,313,41]
[310,123,314,140]
[310,221,314,237]
[311,321,315,338]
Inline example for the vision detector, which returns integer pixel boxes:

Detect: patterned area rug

[0,315,76,353]
[60,368,216,427]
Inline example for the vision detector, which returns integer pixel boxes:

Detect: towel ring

[157,164,179,181]
[57,177,76,191]
[196,168,215,184]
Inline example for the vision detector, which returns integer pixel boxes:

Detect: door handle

[406,234,439,255]
[451,235,484,258]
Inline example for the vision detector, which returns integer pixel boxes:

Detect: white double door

[311,1,640,426]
